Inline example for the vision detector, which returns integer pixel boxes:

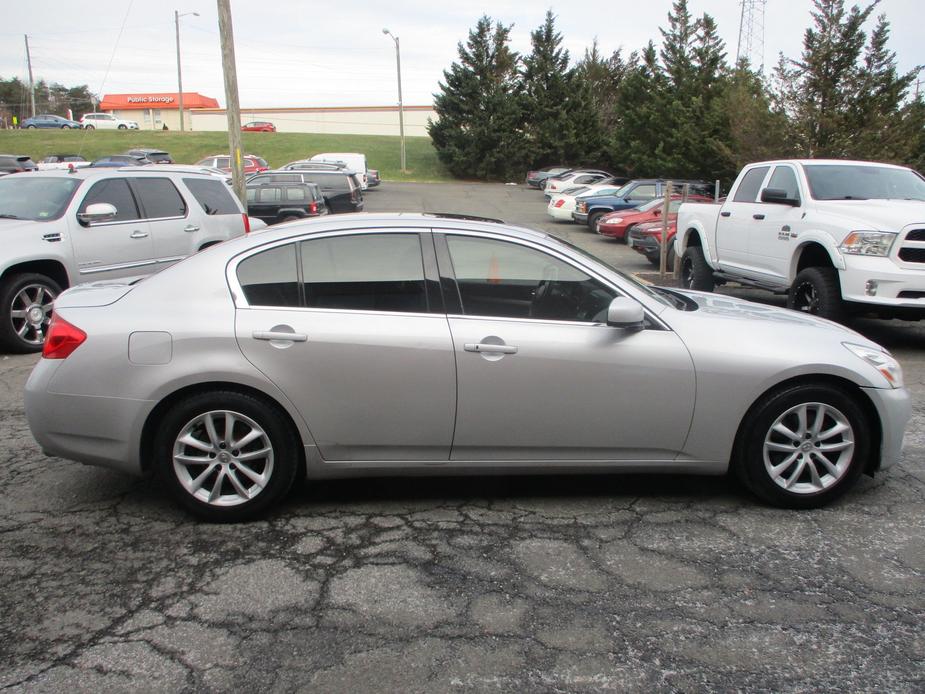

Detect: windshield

[0,176,81,221]
[803,164,925,201]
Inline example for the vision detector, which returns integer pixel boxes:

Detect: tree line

[428,0,925,185]
[0,77,96,127]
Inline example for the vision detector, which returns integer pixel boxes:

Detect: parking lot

[1,181,923,692]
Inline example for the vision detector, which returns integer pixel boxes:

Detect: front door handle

[129,230,149,239]
[184,224,200,233]
[464,343,518,354]
[253,331,308,342]
[720,211,731,217]
[753,213,765,220]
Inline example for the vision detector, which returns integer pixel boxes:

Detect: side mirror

[653,209,661,216]
[606,297,645,330]
[760,188,800,206]
[77,202,118,225]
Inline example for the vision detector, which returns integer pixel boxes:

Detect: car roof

[21,167,234,180]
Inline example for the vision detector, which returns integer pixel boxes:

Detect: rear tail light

[309,201,317,214]
[554,199,565,208]
[43,314,86,359]
[242,213,251,234]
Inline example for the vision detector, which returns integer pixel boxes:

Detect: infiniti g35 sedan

[25,214,910,521]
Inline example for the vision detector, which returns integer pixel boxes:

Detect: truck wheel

[0,273,61,353]
[680,246,714,292]
[788,267,844,322]
[588,211,606,232]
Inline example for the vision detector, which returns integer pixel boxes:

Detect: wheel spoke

[233,460,266,486]
[207,468,226,502]
[203,414,222,448]
[819,421,850,440]
[772,422,801,443]
[766,441,798,453]
[784,457,807,488]
[806,458,823,489]
[189,463,218,492]
[177,432,213,453]
[16,323,29,337]
[226,468,250,499]
[175,453,212,466]
[232,428,263,450]
[817,440,852,453]
[770,450,801,477]
[10,309,26,319]
[795,405,809,437]
[810,405,826,436]
[224,412,236,444]
[236,446,271,462]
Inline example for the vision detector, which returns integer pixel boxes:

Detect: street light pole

[175,10,199,132]
[382,28,406,173]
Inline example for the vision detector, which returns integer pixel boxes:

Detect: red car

[242,121,276,132]
[627,219,679,267]
[195,154,269,175]
[596,195,711,241]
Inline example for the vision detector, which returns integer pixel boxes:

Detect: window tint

[258,173,301,184]
[237,244,299,307]
[766,166,800,201]
[257,187,281,203]
[285,187,307,201]
[733,166,770,202]
[79,178,140,222]
[628,184,656,199]
[216,157,230,169]
[300,234,426,313]
[184,178,241,215]
[133,178,187,219]
[303,173,349,192]
[446,236,615,322]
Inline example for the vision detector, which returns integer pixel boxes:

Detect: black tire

[0,273,61,353]
[26,125,36,130]
[277,215,302,224]
[117,124,127,130]
[646,252,660,268]
[645,247,676,269]
[680,246,714,291]
[61,125,71,129]
[733,383,870,509]
[588,211,606,232]
[155,390,299,522]
[788,267,844,322]
[84,124,95,130]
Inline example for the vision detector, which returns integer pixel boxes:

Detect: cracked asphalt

[1,182,923,692]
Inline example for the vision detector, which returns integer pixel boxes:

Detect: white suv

[0,168,250,352]
[80,113,139,130]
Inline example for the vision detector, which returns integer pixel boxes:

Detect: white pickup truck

[676,159,925,322]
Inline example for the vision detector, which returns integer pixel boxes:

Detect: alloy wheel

[792,281,819,313]
[10,283,56,346]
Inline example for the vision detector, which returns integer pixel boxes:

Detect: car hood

[809,199,925,232]
[0,217,41,233]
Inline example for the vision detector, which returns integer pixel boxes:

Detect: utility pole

[382,28,406,173]
[217,0,245,204]
[24,35,36,118]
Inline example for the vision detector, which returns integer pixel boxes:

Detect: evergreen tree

[428,16,526,180]
[574,42,630,137]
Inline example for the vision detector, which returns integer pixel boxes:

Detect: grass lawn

[0,130,452,182]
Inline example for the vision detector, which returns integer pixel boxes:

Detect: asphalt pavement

[0,182,922,692]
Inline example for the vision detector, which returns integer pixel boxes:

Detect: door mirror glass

[760,187,800,206]
[77,202,118,225]
[606,297,645,329]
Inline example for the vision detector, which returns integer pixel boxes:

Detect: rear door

[129,177,199,266]
[233,231,456,461]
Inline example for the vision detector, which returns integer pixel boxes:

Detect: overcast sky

[1,1,922,109]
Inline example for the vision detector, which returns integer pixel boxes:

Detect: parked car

[37,154,90,171]
[544,170,614,197]
[242,121,276,132]
[246,182,327,224]
[280,160,348,173]
[22,114,83,129]
[90,154,151,167]
[367,169,381,187]
[196,155,269,176]
[0,155,38,175]
[0,169,251,352]
[310,153,369,190]
[23,213,910,521]
[573,179,713,229]
[546,183,628,222]
[676,159,925,322]
[526,165,572,189]
[126,149,173,164]
[80,113,139,130]
[628,218,679,267]
[247,170,363,213]
[596,196,713,241]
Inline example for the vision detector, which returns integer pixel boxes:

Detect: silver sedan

[25,214,910,521]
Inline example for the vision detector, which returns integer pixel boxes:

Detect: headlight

[607,217,623,225]
[844,342,903,388]
[839,231,896,256]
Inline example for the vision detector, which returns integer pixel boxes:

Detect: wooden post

[659,181,673,282]
[217,0,245,205]
[674,183,689,276]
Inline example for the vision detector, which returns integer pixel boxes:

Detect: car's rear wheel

[680,246,714,291]
[118,124,127,130]
[734,383,870,508]
[0,273,60,353]
[278,215,302,224]
[788,267,844,322]
[155,391,299,521]
[84,124,95,130]
[26,125,36,130]
[61,125,71,129]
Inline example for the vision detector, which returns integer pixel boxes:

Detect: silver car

[25,214,910,521]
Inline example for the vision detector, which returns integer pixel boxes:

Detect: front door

[233,232,456,461]
[439,232,696,462]
[749,164,806,282]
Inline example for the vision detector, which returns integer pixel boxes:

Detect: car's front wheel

[84,124,95,130]
[155,391,300,521]
[25,125,36,130]
[61,125,71,129]
[680,246,714,291]
[788,267,844,322]
[734,383,870,508]
[0,273,60,353]
[587,211,606,232]
[118,124,127,130]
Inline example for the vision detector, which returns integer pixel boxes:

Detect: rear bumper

[546,205,576,221]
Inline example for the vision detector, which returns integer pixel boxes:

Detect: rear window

[302,173,350,192]
[133,178,187,219]
[184,178,241,215]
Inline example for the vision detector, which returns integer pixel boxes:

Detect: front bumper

[572,211,589,224]
[839,256,925,312]
[862,385,911,471]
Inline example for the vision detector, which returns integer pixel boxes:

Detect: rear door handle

[129,230,149,239]
[753,214,765,220]
[184,224,200,233]
[253,331,308,342]
[464,343,518,354]
[720,211,731,217]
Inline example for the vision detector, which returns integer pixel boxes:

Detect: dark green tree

[428,16,526,180]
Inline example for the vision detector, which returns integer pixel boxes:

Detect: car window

[79,178,140,222]
[245,188,256,203]
[445,235,615,322]
[628,184,656,199]
[285,187,307,201]
[132,178,187,219]
[303,173,348,192]
[237,243,300,307]
[183,178,241,215]
[216,157,230,169]
[733,166,770,202]
[260,174,301,184]
[257,187,281,203]
[765,166,800,202]
[300,234,427,313]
